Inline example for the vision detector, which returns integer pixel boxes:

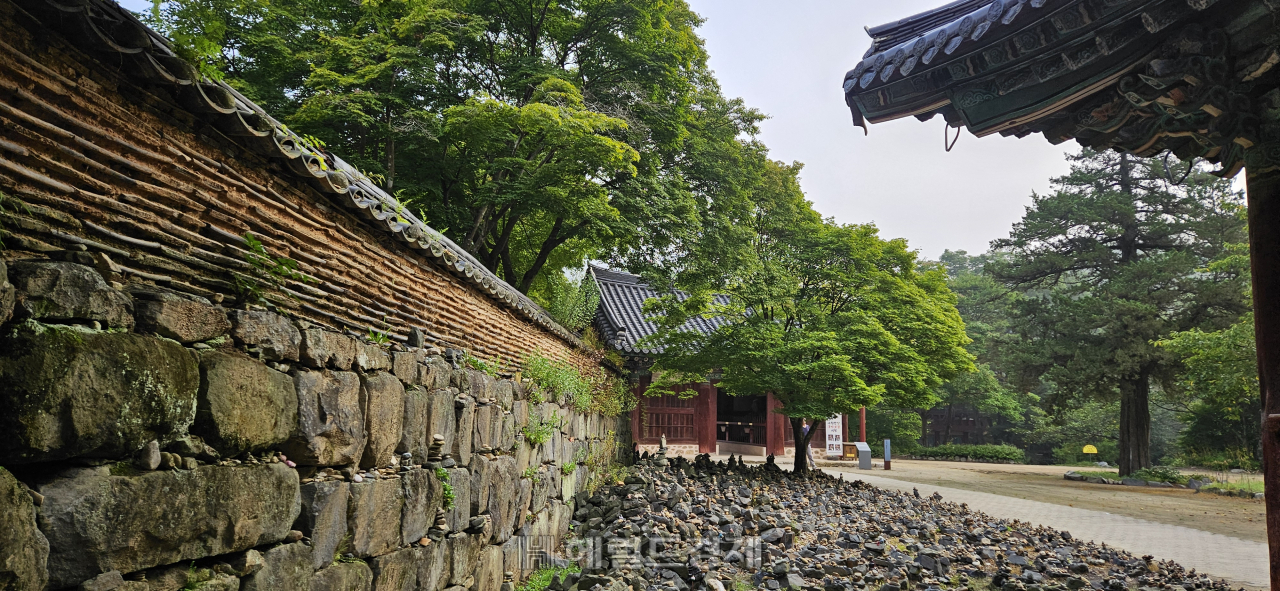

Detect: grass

[1072,470,1119,481]
[516,565,581,591]
[1072,466,1188,484]
[1203,479,1264,494]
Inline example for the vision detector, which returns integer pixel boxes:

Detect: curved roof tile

[590,266,731,355]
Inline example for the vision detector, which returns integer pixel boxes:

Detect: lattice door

[642,394,696,442]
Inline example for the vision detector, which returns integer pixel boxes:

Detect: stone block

[298,481,350,571]
[79,570,124,591]
[229,309,300,362]
[311,562,372,591]
[475,545,504,591]
[38,464,299,588]
[369,547,422,591]
[0,467,48,591]
[530,470,555,514]
[469,455,493,516]
[454,398,475,466]
[0,260,14,326]
[489,455,520,544]
[282,370,365,467]
[494,380,514,411]
[400,469,443,547]
[446,534,484,587]
[355,342,391,372]
[194,351,297,456]
[346,478,404,559]
[240,542,313,591]
[397,387,430,464]
[500,412,516,451]
[300,328,357,370]
[514,477,533,535]
[359,372,405,469]
[468,370,494,402]
[445,468,471,532]
[473,405,496,452]
[392,350,448,387]
[0,322,198,464]
[9,261,132,328]
[134,298,230,344]
[415,540,449,591]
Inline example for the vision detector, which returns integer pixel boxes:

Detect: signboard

[825,416,843,456]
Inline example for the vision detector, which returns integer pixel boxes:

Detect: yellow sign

[1082,445,1098,454]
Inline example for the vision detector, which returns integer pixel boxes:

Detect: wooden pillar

[631,374,650,445]
[696,383,717,454]
[766,392,785,456]
[859,407,867,442]
[1245,143,1280,589]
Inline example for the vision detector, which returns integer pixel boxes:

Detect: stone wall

[0,0,598,373]
[0,263,630,590]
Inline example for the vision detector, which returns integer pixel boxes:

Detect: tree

[643,161,973,472]
[989,149,1248,475]
[1160,314,1261,463]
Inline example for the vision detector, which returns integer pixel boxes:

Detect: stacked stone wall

[0,1,634,589]
[0,267,631,589]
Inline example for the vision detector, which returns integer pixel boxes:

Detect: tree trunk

[789,417,816,473]
[1117,369,1152,476]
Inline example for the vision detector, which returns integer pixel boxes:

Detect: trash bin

[854,441,871,470]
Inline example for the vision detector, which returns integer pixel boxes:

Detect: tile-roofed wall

[590,266,730,355]
[0,0,597,373]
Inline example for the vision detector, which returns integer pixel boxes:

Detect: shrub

[516,565,581,591]
[1130,466,1187,484]
[522,351,634,416]
[523,412,559,445]
[1168,448,1261,472]
[913,444,1024,463]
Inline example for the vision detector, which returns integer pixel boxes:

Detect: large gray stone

[359,372,405,470]
[369,547,422,591]
[468,370,494,402]
[445,468,470,532]
[415,542,449,591]
[0,322,198,464]
[400,389,455,464]
[447,534,484,587]
[310,562,372,591]
[454,398,475,466]
[194,351,298,456]
[400,469,444,546]
[475,545,504,591]
[494,380,514,411]
[282,370,365,467]
[530,469,555,515]
[355,342,391,372]
[346,478,403,559]
[500,412,516,451]
[489,455,520,544]
[392,351,449,388]
[8,261,132,328]
[298,481,350,571]
[134,296,230,344]
[513,477,533,536]
[229,310,301,362]
[300,329,356,370]
[473,405,496,452]
[37,463,300,588]
[240,542,313,591]
[0,468,48,591]
[470,455,493,516]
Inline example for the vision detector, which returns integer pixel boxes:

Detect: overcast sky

[119,0,1076,258]
[689,0,1073,259]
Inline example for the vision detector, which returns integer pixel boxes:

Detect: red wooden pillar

[766,392,785,456]
[695,383,717,454]
[631,374,650,446]
[859,407,867,442]
[1245,148,1280,588]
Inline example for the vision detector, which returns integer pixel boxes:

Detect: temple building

[841,0,1280,581]
[588,266,832,459]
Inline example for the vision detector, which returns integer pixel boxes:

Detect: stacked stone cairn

[0,258,628,590]
[556,453,1241,591]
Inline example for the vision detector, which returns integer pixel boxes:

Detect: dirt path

[818,459,1267,544]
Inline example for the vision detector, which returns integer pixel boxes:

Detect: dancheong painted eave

[843,0,1280,178]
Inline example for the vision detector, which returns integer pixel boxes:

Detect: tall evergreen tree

[989,149,1248,475]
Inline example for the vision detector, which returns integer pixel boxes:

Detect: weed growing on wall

[235,232,316,306]
[582,432,628,495]
[522,351,634,416]
[523,412,559,445]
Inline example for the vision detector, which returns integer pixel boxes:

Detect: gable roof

[590,266,731,356]
[14,0,583,347]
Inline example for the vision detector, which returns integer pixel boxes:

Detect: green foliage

[1159,314,1260,462]
[109,462,140,477]
[643,159,973,472]
[522,412,559,446]
[523,352,633,416]
[367,329,390,345]
[435,467,448,481]
[463,351,499,377]
[236,232,314,306]
[864,406,923,455]
[542,264,601,332]
[1168,448,1261,472]
[911,444,1024,463]
[441,482,455,510]
[1202,479,1264,494]
[989,150,1248,474]
[521,466,537,479]
[560,462,576,476]
[516,565,581,591]
[581,433,627,494]
[1130,466,1187,484]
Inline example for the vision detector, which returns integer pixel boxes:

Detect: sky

[688,0,1073,259]
[117,0,1076,258]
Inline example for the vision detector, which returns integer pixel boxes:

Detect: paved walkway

[820,467,1269,589]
